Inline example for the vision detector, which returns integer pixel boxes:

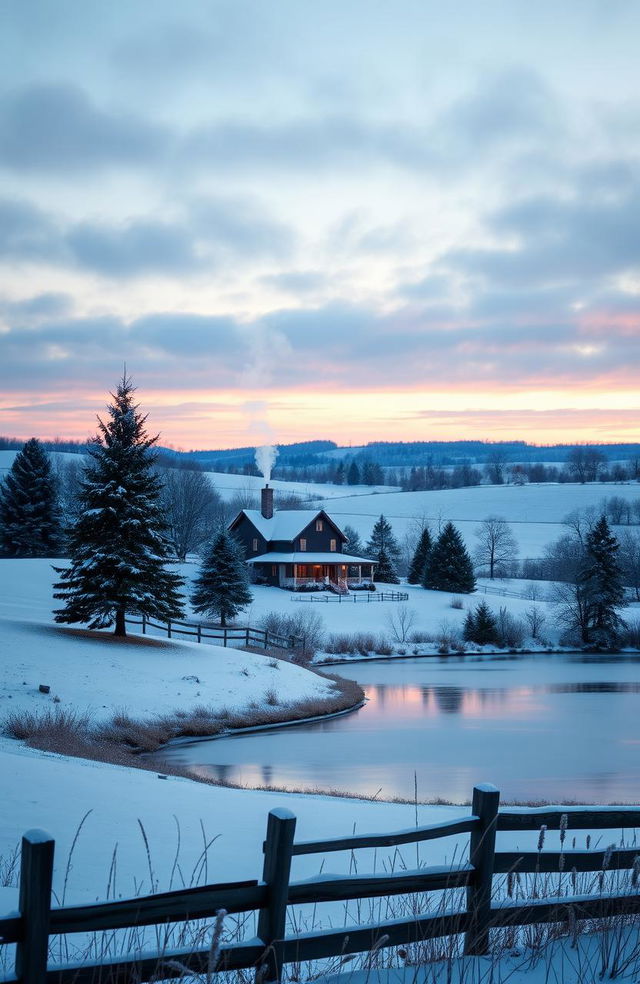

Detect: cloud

[0,194,293,278]
[0,83,168,172]
[0,199,61,262]
[445,181,640,287]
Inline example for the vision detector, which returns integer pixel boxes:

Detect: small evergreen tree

[374,546,400,584]
[0,438,61,556]
[578,515,626,647]
[423,522,475,593]
[366,514,401,566]
[464,601,499,645]
[54,375,184,636]
[191,528,253,625]
[408,527,432,584]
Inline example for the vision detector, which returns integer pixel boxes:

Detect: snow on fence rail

[124,615,302,652]
[4,784,640,984]
[291,590,409,604]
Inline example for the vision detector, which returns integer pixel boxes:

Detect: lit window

[330,539,337,552]
[252,538,258,551]
[316,519,323,531]
[300,538,307,551]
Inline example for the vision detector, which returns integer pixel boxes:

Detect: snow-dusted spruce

[463,600,499,645]
[54,374,184,637]
[374,546,400,584]
[407,526,432,584]
[423,521,476,593]
[578,515,627,647]
[366,514,402,566]
[0,437,61,557]
[191,527,253,626]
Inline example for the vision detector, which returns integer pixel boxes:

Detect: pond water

[157,654,640,803]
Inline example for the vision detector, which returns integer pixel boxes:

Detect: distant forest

[3,434,640,491]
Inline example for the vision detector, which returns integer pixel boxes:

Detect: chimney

[261,484,274,520]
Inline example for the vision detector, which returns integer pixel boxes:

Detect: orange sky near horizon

[2,385,640,450]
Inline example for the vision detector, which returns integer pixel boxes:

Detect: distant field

[319,483,640,558]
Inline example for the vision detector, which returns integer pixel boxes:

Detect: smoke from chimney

[255,444,278,482]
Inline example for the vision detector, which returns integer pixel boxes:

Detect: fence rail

[291,590,409,604]
[3,785,640,984]
[124,615,302,652]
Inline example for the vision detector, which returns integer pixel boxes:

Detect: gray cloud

[0,199,61,262]
[0,83,168,172]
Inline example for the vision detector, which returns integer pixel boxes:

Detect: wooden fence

[291,590,409,604]
[3,784,640,984]
[124,615,302,652]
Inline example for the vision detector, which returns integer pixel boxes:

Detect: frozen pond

[157,654,640,803]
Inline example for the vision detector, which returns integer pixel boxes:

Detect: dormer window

[330,539,337,552]
[315,519,323,532]
[252,538,258,551]
[299,538,307,551]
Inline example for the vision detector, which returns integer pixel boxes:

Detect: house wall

[295,515,347,554]
[230,514,268,558]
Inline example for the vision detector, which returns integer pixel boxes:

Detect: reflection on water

[157,654,640,803]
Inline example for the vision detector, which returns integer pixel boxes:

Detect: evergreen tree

[0,438,61,556]
[54,375,184,636]
[366,514,402,566]
[342,524,364,556]
[191,528,253,625]
[334,462,345,485]
[374,546,399,584]
[423,522,475,593]
[463,601,498,644]
[578,515,626,647]
[347,460,360,485]
[408,527,432,584]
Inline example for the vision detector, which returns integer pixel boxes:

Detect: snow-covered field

[323,482,640,558]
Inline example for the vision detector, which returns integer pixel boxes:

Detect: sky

[1,0,640,450]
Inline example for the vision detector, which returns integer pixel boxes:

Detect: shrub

[258,609,325,664]
[450,596,464,609]
[496,606,527,648]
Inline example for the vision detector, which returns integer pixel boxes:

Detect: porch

[247,552,375,592]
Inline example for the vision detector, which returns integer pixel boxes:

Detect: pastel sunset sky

[2,1,640,449]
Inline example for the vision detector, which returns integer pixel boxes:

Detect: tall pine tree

[578,515,626,647]
[0,438,61,556]
[191,528,253,625]
[366,514,401,565]
[54,375,184,636]
[408,527,432,584]
[423,522,475,593]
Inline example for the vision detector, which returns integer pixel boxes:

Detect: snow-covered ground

[324,482,640,558]
[0,560,335,724]
[201,468,394,503]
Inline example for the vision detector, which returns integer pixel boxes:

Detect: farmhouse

[229,485,376,591]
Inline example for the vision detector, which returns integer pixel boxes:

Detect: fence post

[15,829,54,984]
[464,783,500,956]
[142,614,146,635]
[197,624,201,643]
[246,627,250,648]
[167,621,172,639]
[223,627,228,647]
[257,808,296,984]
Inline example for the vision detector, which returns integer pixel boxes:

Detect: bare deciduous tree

[473,516,518,579]
[525,604,546,640]
[386,605,417,643]
[159,467,223,562]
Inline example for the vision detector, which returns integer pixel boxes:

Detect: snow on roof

[247,552,375,565]
[241,509,344,541]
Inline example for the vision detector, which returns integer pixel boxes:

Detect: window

[300,538,307,551]
[252,538,258,551]
[315,519,323,532]
[271,565,277,576]
[330,539,337,552]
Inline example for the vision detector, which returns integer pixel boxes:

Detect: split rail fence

[3,784,640,984]
[291,590,409,604]
[124,615,302,652]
